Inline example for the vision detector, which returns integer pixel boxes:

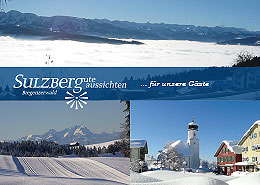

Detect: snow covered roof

[130,139,147,148]
[235,162,255,166]
[70,142,79,145]
[238,120,260,145]
[165,140,193,157]
[214,140,241,156]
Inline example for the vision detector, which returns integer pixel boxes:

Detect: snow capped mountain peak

[73,126,87,136]
[19,125,121,145]
[26,134,33,140]
[64,132,69,138]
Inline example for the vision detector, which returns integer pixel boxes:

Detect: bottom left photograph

[0,100,130,185]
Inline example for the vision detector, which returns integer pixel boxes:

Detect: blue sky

[0,101,125,141]
[5,0,260,31]
[131,100,260,162]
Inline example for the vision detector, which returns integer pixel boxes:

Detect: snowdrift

[227,171,260,185]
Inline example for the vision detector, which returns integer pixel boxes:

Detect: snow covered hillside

[85,139,120,149]
[1,37,260,67]
[0,155,129,185]
[130,170,260,185]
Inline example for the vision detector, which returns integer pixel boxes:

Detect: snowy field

[130,170,260,185]
[0,36,260,67]
[0,155,129,185]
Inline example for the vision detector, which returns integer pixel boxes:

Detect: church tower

[187,117,200,169]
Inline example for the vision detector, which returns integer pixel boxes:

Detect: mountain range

[0,10,260,45]
[19,125,122,145]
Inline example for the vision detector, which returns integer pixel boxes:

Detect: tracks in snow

[11,156,129,184]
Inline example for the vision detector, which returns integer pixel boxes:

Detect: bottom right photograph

[130,100,260,185]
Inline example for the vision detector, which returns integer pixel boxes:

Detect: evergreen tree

[120,100,130,157]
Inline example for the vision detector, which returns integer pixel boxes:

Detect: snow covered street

[130,170,260,185]
[0,155,130,185]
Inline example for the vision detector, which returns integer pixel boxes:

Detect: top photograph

[0,0,260,67]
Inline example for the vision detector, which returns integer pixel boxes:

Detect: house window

[223,148,228,153]
[246,147,248,151]
[254,133,257,138]
[232,156,236,162]
[249,76,255,81]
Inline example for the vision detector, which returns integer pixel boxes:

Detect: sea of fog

[0,36,260,67]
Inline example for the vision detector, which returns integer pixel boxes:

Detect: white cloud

[0,37,260,67]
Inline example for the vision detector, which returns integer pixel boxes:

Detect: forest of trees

[0,140,125,158]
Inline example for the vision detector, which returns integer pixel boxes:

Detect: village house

[237,120,260,172]
[232,68,260,90]
[214,140,242,175]
[69,142,80,148]
[130,139,148,162]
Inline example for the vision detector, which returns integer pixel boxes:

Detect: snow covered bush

[131,159,141,172]
[157,144,185,170]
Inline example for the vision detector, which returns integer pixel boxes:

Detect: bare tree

[232,51,260,67]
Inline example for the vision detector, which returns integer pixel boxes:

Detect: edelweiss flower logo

[65,91,88,110]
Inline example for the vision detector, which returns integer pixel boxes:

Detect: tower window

[194,133,196,136]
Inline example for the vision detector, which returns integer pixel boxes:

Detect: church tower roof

[188,117,198,130]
